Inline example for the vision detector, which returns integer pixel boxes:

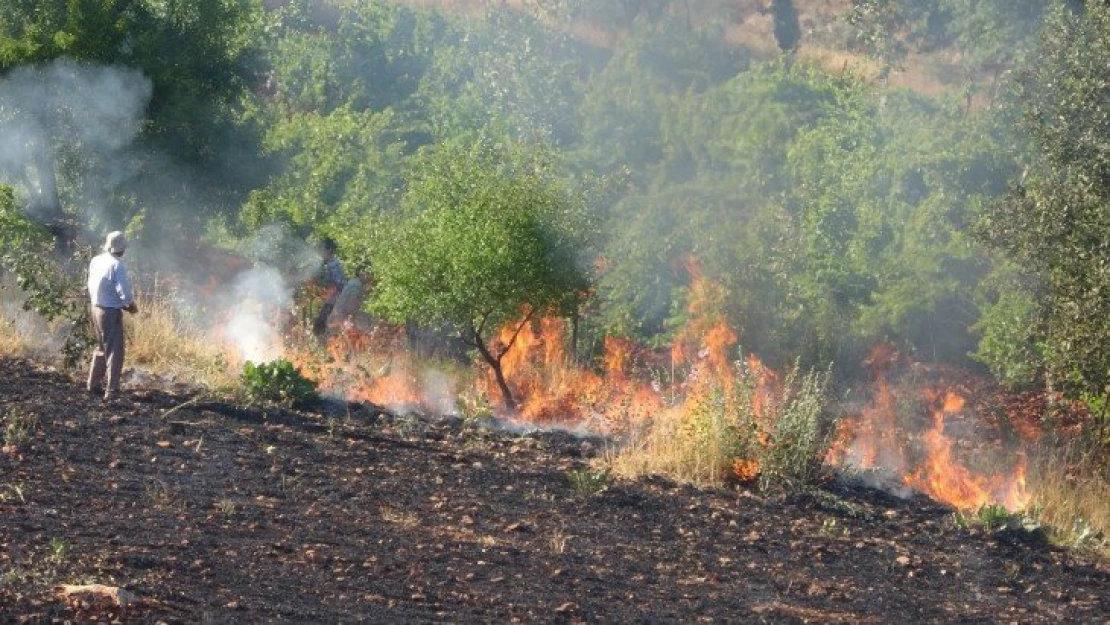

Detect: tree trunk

[470,328,517,411]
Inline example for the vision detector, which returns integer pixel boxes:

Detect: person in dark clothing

[311,237,347,343]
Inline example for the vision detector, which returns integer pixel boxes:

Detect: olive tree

[372,137,592,410]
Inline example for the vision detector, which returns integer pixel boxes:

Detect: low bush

[241,359,319,407]
[608,359,833,491]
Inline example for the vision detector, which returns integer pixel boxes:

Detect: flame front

[205,261,1032,513]
[826,354,1031,512]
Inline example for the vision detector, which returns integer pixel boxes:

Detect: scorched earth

[0,357,1107,623]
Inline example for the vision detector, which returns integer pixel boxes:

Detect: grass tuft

[607,360,833,491]
[1025,439,1110,556]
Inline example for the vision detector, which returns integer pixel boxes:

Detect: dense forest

[0,0,1106,428]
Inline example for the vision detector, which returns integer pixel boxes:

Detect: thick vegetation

[0,1,1106,458]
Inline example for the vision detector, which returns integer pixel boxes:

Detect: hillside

[1,357,1106,622]
[392,0,968,94]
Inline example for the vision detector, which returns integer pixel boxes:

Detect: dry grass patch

[1026,440,1110,556]
[127,283,237,389]
[607,363,832,490]
[0,314,27,357]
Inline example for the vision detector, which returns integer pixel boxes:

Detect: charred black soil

[0,358,1106,623]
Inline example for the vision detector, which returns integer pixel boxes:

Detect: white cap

[104,231,127,254]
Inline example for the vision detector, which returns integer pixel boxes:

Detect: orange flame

[903,391,1029,511]
[827,353,1031,512]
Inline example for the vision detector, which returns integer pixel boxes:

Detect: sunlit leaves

[976,3,1110,398]
[372,137,591,336]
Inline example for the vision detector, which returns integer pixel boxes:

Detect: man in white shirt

[86,231,138,401]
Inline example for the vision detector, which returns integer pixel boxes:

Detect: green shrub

[759,365,831,491]
[241,359,319,407]
[568,468,611,498]
[1,410,37,447]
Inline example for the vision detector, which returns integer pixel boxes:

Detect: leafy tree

[771,0,802,54]
[415,4,589,145]
[596,64,855,366]
[788,87,1012,369]
[970,263,1044,388]
[578,13,743,176]
[239,105,405,246]
[845,0,1053,75]
[976,3,1110,406]
[371,137,593,409]
[261,1,438,117]
[0,0,265,229]
[0,185,90,365]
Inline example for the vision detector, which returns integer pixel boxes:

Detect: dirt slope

[0,357,1106,623]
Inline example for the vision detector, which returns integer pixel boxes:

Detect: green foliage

[372,136,592,407]
[976,3,1110,400]
[0,0,263,155]
[598,64,852,357]
[1,408,37,447]
[953,504,1042,535]
[418,5,589,144]
[240,359,319,407]
[567,467,611,498]
[845,0,1052,73]
[0,0,266,233]
[970,264,1043,389]
[788,88,1010,368]
[262,1,436,116]
[47,537,69,564]
[241,105,404,242]
[0,186,91,366]
[578,14,743,174]
[758,364,831,491]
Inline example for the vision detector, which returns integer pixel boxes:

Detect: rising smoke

[0,60,151,225]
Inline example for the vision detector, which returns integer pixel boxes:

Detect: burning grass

[3,266,1107,558]
[606,360,833,490]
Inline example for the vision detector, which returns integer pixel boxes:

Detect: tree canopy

[372,137,592,408]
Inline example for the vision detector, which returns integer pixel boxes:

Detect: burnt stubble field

[1,357,1107,623]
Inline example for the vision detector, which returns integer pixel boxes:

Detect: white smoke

[420,368,458,416]
[208,225,322,365]
[0,60,152,222]
[220,265,292,365]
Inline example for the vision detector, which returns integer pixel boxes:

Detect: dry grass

[1026,440,1110,556]
[607,364,831,490]
[0,291,62,359]
[126,283,238,390]
[0,313,28,357]
[608,403,740,487]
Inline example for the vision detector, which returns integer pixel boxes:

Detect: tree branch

[495,304,536,364]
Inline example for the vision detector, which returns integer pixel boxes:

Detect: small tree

[771,0,802,55]
[372,138,592,410]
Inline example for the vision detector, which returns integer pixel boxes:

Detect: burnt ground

[0,357,1106,624]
